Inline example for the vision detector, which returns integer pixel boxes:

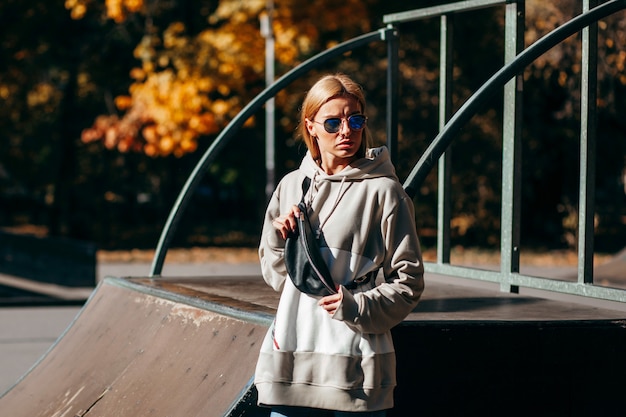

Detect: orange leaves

[66,0,144,22]
[64,0,89,19]
[81,69,221,157]
[114,95,133,110]
[189,114,217,135]
[105,0,144,23]
[74,0,374,158]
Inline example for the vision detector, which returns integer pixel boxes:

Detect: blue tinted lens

[348,115,366,130]
[323,118,342,133]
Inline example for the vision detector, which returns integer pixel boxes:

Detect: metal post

[261,0,276,203]
[385,25,399,165]
[437,14,453,265]
[579,0,598,284]
[500,0,524,293]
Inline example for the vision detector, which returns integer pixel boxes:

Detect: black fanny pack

[284,178,337,297]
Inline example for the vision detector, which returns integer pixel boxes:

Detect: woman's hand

[272,205,301,240]
[318,288,343,316]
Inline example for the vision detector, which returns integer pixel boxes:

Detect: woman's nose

[339,118,351,135]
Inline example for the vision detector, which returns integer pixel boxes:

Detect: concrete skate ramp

[0,277,273,417]
[3,272,626,416]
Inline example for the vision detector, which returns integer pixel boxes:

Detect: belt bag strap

[284,177,338,297]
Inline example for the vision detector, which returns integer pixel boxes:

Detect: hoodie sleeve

[334,194,425,334]
[258,185,289,292]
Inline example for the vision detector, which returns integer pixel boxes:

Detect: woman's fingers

[272,217,290,240]
[318,290,343,315]
[273,205,302,240]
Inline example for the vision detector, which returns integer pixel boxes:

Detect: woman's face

[305,96,364,173]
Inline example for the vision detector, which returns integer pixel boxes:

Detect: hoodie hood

[299,146,398,183]
[296,146,400,235]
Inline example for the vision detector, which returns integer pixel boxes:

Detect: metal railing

[150,0,626,304]
[394,0,626,303]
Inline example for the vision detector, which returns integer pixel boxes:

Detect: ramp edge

[105,276,274,327]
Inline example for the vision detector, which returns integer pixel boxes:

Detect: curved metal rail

[150,29,390,276]
[402,0,626,196]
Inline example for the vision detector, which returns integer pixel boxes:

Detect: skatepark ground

[1,247,625,415]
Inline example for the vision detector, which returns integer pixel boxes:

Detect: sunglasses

[314,114,367,134]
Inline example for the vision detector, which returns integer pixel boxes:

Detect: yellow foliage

[451,214,476,237]
[129,68,145,80]
[114,95,133,110]
[76,0,372,157]
[103,0,144,23]
[65,0,89,19]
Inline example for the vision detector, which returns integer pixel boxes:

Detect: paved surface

[0,306,82,395]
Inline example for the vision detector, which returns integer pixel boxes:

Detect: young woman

[255,73,424,417]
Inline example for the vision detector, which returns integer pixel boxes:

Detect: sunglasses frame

[314,114,368,134]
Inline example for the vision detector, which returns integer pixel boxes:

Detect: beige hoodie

[255,146,424,412]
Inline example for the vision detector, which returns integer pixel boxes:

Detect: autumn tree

[0,0,144,237]
[0,0,623,250]
[67,0,373,158]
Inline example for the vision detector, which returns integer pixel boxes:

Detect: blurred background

[0,0,624,258]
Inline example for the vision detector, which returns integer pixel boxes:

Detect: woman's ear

[305,118,316,136]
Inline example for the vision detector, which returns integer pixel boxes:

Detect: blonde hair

[299,73,372,163]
